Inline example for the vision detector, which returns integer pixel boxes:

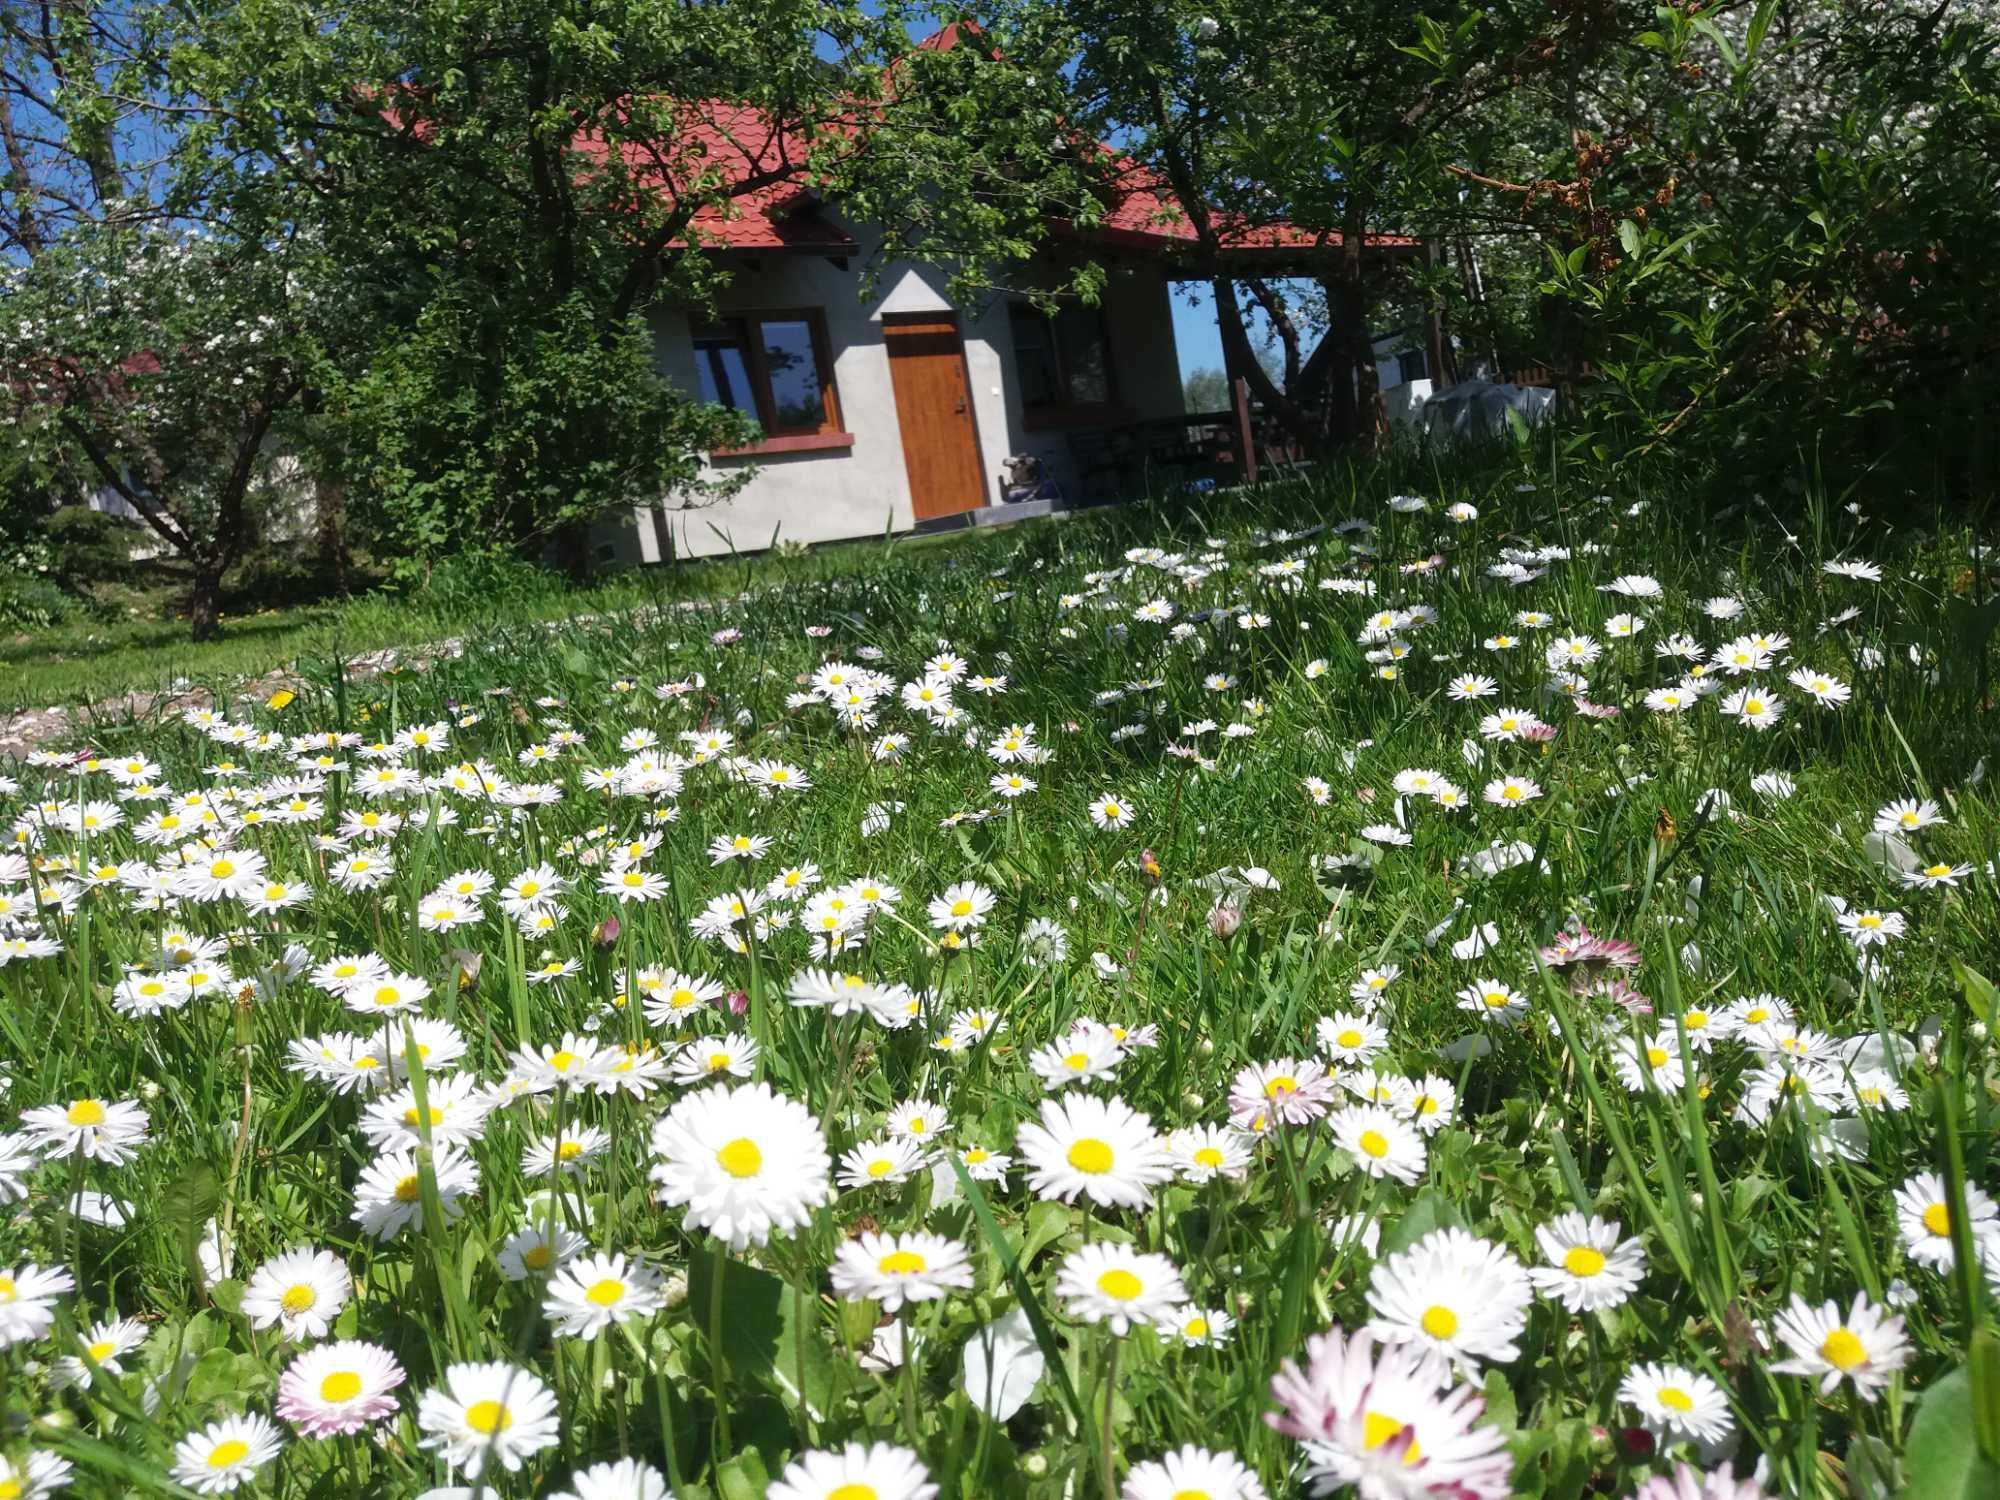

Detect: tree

[1183,366,1229,412]
[178,2,1103,575]
[990,0,1541,454]
[5,4,1105,632]
[0,230,342,638]
[1407,0,2000,495]
[0,4,355,638]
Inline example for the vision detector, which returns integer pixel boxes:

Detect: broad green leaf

[1956,962,1997,1027]
[1902,1363,2000,1496]
[1379,1188,1465,1259]
[716,1448,770,1500]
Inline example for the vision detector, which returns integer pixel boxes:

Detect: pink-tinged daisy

[1227,1058,1337,1129]
[276,1340,406,1436]
[1267,1325,1513,1499]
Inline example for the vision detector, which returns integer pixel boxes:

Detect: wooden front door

[882,311,987,520]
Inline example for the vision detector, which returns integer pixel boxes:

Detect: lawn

[2,524,998,714]
[0,467,1996,1500]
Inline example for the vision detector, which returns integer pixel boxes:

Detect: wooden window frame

[696,307,854,458]
[1010,300,1126,431]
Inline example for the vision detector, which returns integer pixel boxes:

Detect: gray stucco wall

[594,221,1184,565]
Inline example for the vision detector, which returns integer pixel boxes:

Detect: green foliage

[408,550,577,612]
[44,507,135,592]
[0,569,83,631]
[1404,2,2000,501]
[328,294,754,575]
[1183,366,1229,413]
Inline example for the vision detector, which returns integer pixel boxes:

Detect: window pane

[1056,305,1110,405]
[693,322,753,415]
[759,318,826,430]
[1009,304,1060,408]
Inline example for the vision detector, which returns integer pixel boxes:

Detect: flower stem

[1099,1332,1120,1500]
[709,1243,733,1457]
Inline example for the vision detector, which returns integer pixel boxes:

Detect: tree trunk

[1212,276,1331,456]
[189,561,225,642]
[314,474,354,597]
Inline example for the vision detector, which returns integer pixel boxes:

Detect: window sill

[711,431,856,459]
[1023,405,1130,432]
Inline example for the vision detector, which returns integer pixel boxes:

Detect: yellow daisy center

[523,1244,554,1270]
[557,1141,584,1161]
[1658,1385,1694,1412]
[1646,1047,1670,1068]
[1067,1138,1114,1174]
[827,1486,878,1500]
[464,1400,512,1434]
[1420,1305,1458,1339]
[585,1278,625,1307]
[1922,1203,1952,1237]
[950,899,973,917]
[280,1284,318,1314]
[67,1099,107,1127]
[1193,1146,1224,1169]
[1336,1029,1363,1048]
[1358,1130,1389,1159]
[1183,1317,1209,1338]
[394,1174,421,1203]
[1821,1328,1868,1371]
[321,1370,363,1402]
[879,1250,927,1275]
[716,1138,763,1179]
[207,1440,250,1469]
[87,1339,116,1361]
[1264,1075,1298,1098]
[1361,1410,1422,1463]
[1563,1247,1607,1277]
[1097,1269,1143,1301]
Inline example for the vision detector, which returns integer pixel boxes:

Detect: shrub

[44,506,136,592]
[411,549,570,613]
[0,570,83,631]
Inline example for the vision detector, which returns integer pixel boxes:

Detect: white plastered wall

[597,219,1184,565]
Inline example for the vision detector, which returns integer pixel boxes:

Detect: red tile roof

[400,27,1414,258]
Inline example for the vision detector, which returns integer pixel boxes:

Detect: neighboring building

[1373,327,1437,431]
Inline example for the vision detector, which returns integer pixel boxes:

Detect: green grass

[1,461,1996,1500]
[2,523,1004,712]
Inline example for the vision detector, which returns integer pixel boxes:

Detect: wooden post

[1423,240,1455,389]
[1231,375,1258,487]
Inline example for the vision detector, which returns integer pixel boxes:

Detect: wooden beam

[1232,375,1258,487]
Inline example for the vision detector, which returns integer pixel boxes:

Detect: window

[691,309,845,442]
[1009,302,1116,415]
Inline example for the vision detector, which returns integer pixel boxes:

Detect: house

[587,42,1415,565]
[604,210,1196,565]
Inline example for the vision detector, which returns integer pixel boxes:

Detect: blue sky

[1170,283,1225,380]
